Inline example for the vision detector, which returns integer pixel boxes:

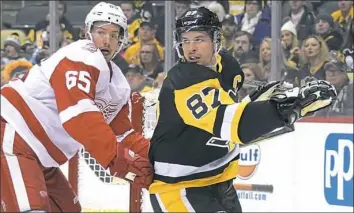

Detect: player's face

[90,23,120,62]
[181,31,215,66]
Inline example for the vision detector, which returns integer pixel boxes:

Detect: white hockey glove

[242,81,294,102]
[269,80,337,125]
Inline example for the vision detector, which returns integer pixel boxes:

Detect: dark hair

[58,1,67,13]
[244,0,263,11]
[124,64,144,75]
[234,30,252,42]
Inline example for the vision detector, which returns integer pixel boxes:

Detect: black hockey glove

[243,81,294,102]
[270,80,337,125]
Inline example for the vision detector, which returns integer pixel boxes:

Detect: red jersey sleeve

[49,57,116,168]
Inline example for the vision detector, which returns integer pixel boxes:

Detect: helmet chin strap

[204,43,220,68]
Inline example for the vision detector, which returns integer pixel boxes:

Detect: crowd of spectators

[1,0,353,116]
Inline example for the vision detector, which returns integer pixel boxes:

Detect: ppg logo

[324,133,353,207]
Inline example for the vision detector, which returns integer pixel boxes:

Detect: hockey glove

[270,80,337,125]
[243,81,294,102]
[109,145,153,188]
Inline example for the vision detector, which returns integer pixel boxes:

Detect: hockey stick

[240,124,295,147]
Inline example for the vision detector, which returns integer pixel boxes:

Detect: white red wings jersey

[1,39,131,168]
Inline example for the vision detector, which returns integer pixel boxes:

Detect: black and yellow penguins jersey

[148,51,285,194]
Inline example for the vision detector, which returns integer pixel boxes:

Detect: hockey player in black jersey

[148,7,336,212]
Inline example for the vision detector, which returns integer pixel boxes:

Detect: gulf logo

[237,144,261,179]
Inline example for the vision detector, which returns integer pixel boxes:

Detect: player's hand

[109,145,153,188]
[270,80,337,125]
[243,81,293,102]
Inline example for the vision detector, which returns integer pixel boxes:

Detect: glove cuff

[270,99,300,125]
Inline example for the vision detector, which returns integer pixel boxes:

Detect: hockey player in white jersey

[0,2,152,212]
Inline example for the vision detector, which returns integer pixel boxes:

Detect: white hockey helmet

[85,2,128,54]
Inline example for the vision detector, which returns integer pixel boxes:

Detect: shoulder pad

[218,51,245,92]
[165,63,218,90]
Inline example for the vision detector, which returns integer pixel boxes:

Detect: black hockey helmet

[173,7,222,59]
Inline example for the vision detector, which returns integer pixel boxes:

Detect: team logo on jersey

[95,98,120,122]
[82,43,98,53]
[237,144,261,179]
[39,191,48,198]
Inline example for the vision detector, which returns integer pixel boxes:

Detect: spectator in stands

[1,71,5,87]
[120,1,141,45]
[1,36,28,70]
[121,1,138,21]
[285,0,315,43]
[235,0,271,49]
[343,41,353,73]
[228,0,245,16]
[281,20,300,69]
[316,59,353,116]
[30,24,67,65]
[112,55,130,75]
[197,1,226,22]
[124,21,164,65]
[325,60,351,93]
[331,0,353,30]
[298,35,329,85]
[2,60,32,84]
[341,19,353,50]
[241,60,263,82]
[232,31,253,62]
[134,1,161,44]
[237,55,263,101]
[124,64,154,93]
[221,14,237,54]
[315,14,343,51]
[34,48,51,65]
[134,1,154,22]
[152,72,166,89]
[139,43,164,79]
[27,1,75,44]
[175,0,191,19]
[258,37,272,82]
[332,1,353,49]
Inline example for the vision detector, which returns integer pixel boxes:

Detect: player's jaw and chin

[180,31,217,67]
